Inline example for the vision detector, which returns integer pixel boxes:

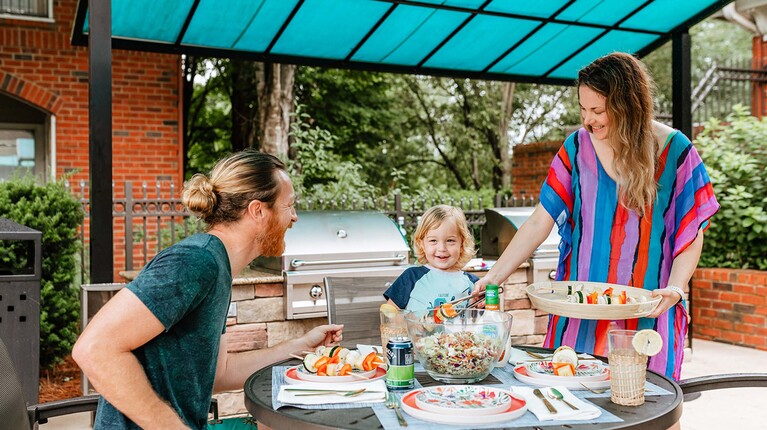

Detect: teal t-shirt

[93,234,232,430]
[384,265,479,311]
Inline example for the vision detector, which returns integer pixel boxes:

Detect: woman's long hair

[577,52,658,215]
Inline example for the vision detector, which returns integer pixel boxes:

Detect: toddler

[384,205,478,311]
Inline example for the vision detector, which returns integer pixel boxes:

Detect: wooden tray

[526,281,661,320]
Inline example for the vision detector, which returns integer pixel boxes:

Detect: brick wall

[0,0,182,280]
[511,140,561,196]
[692,268,767,351]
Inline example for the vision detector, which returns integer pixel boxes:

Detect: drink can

[386,336,414,390]
[485,284,500,311]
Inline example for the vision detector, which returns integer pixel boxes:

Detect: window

[0,0,52,20]
[0,128,43,180]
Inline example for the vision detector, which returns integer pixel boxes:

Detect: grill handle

[291,255,406,269]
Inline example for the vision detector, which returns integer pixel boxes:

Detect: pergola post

[672,29,692,139]
[88,0,113,283]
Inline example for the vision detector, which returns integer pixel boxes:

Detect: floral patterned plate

[414,385,512,416]
[402,387,527,424]
[524,360,609,382]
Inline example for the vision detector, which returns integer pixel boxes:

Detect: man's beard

[258,217,289,257]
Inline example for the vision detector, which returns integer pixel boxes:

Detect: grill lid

[481,207,560,259]
[250,211,409,272]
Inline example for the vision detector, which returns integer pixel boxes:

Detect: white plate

[414,386,512,416]
[526,281,661,320]
[524,361,609,382]
[513,364,611,390]
[285,366,383,384]
[401,387,527,425]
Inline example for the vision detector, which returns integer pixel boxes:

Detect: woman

[475,52,719,381]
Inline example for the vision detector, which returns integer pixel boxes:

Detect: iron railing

[657,58,765,127]
[67,180,537,281]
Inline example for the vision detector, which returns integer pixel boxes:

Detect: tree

[256,63,295,157]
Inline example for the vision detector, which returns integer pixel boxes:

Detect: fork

[579,383,609,394]
[293,388,370,397]
[386,392,408,427]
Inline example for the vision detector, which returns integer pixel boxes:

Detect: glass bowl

[405,309,512,384]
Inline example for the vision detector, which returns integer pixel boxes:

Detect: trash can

[0,217,42,403]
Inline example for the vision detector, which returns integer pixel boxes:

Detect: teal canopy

[72,0,730,85]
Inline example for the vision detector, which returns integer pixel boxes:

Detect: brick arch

[0,70,62,115]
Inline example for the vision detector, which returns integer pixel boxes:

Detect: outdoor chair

[324,276,398,347]
[679,373,767,402]
[0,336,99,429]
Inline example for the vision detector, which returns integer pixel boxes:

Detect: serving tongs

[436,286,505,320]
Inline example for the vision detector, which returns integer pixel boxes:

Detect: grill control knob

[310,285,323,299]
[337,229,347,238]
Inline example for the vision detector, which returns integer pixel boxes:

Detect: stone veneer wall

[213,266,548,417]
[691,268,767,351]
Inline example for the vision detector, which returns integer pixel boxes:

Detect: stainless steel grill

[481,207,560,283]
[250,211,411,319]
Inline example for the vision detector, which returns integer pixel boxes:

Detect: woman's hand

[297,324,344,352]
[471,277,492,308]
[646,289,683,318]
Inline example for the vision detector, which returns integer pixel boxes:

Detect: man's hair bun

[182,174,217,222]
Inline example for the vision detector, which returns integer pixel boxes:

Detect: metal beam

[672,30,692,139]
[89,0,113,282]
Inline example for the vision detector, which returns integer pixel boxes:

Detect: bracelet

[666,285,686,302]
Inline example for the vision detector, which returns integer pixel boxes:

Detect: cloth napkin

[277,380,387,406]
[511,386,601,421]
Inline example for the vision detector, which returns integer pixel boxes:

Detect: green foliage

[186,59,234,178]
[0,178,85,367]
[288,107,378,201]
[694,106,767,270]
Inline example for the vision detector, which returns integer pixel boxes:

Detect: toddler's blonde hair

[412,205,475,270]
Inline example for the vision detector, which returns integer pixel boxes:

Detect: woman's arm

[647,229,705,318]
[473,204,555,295]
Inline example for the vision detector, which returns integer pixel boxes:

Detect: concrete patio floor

[43,338,767,430]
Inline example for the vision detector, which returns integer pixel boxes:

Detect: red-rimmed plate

[401,387,527,425]
[414,385,512,416]
[513,364,611,390]
[284,366,386,385]
[524,360,609,382]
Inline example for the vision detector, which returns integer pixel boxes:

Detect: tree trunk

[498,82,515,189]
[230,60,258,152]
[256,63,295,158]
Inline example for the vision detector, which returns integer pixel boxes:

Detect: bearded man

[74,151,343,430]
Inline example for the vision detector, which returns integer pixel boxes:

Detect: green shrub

[694,106,767,270]
[0,178,84,368]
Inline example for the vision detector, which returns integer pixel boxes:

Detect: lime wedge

[379,303,400,318]
[632,329,663,356]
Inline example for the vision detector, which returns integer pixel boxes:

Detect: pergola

[71,0,733,282]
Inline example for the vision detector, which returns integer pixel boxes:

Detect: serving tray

[526,281,661,320]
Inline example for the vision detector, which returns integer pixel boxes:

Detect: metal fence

[67,180,537,280]
[657,58,764,126]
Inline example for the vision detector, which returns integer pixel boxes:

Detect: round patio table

[244,346,683,430]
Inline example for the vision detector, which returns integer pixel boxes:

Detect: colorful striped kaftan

[540,128,719,380]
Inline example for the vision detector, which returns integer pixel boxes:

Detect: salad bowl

[405,309,511,383]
